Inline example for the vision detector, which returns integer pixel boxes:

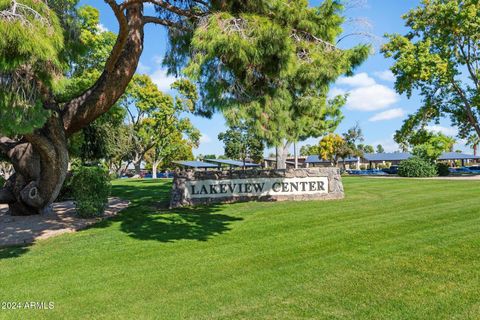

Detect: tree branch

[451,80,480,138]
[458,37,479,90]
[143,15,189,31]
[62,4,144,136]
[291,29,339,52]
[0,137,19,156]
[104,0,129,73]
[122,0,198,18]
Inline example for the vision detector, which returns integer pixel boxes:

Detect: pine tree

[184,0,369,168]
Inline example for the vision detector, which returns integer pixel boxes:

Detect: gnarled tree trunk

[1,116,68,215]
[0,3,146,215]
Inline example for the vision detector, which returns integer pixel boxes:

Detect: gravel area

[0,198,129,247]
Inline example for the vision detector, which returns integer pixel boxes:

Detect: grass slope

[0,177,479,319]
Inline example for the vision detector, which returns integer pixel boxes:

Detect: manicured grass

[0,177,479,319]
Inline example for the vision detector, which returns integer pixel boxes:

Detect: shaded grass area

[0,177,479,319]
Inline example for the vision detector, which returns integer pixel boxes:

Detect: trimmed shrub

[398,157,437,177]
[71,166,111,218]
[436,163,450,176]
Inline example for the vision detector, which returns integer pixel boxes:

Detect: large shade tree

[383,0,480,143]
[184,0,370,169]
[0,0,364,215]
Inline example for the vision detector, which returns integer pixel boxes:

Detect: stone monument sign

[170,168,344,208]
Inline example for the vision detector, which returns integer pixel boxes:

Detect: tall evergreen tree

[184,0,369,168]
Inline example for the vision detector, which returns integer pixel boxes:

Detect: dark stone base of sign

[170,168,344,208]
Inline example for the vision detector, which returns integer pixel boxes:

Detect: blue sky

[80,0,470,156]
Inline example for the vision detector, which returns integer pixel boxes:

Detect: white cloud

[328,87,346,98]
[345,84,399,111]
[426,125,458,136]
[334,72,399,111]
[150,68,177,91]
[374,70,395,82]
[337,72,376,87]
[199,133,212,144]
[369,108,405,122]
[97,24,109,33]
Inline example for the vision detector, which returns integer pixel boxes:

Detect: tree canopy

[182,0,369,150]
[383,0,480,141]
[218,123,264,164]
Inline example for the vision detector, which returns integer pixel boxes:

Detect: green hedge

[398,157,437,177]
[71,166,111,218]
[436,163,450,176]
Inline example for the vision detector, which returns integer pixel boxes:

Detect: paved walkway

[0,198,129,247]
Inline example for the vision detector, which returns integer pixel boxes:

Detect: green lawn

[0,177,479,319]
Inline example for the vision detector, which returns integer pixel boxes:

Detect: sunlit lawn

[0,177,479,319]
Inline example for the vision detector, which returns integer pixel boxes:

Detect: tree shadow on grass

[119,205,243,243]
[111,180,172,208]
[109,180,243,243]
[0,245,30,260]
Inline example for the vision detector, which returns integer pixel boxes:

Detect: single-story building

[305,152,480,169]
[304,155,360,168]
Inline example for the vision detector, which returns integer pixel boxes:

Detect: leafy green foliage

[436,163,450,177]
[376,144,385,153]
[181,0,369,148]
[340,124,365,159]
[0,0,64,72]
[404,131,456,163]
[118,75,200,173]
[300,144,319,156]
[218,123,264,163]
[398,157,437,177]
[358,144,374,154]
[71,166,111,218]
[0,0,65,135]
[383,0,480,140]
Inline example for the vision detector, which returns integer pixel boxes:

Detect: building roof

[363,152,412,162]
[173,161,219,168]
[438,152,480,160]
[305,155,359,163]
[305,152,479,163]
[205,159,261,167]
